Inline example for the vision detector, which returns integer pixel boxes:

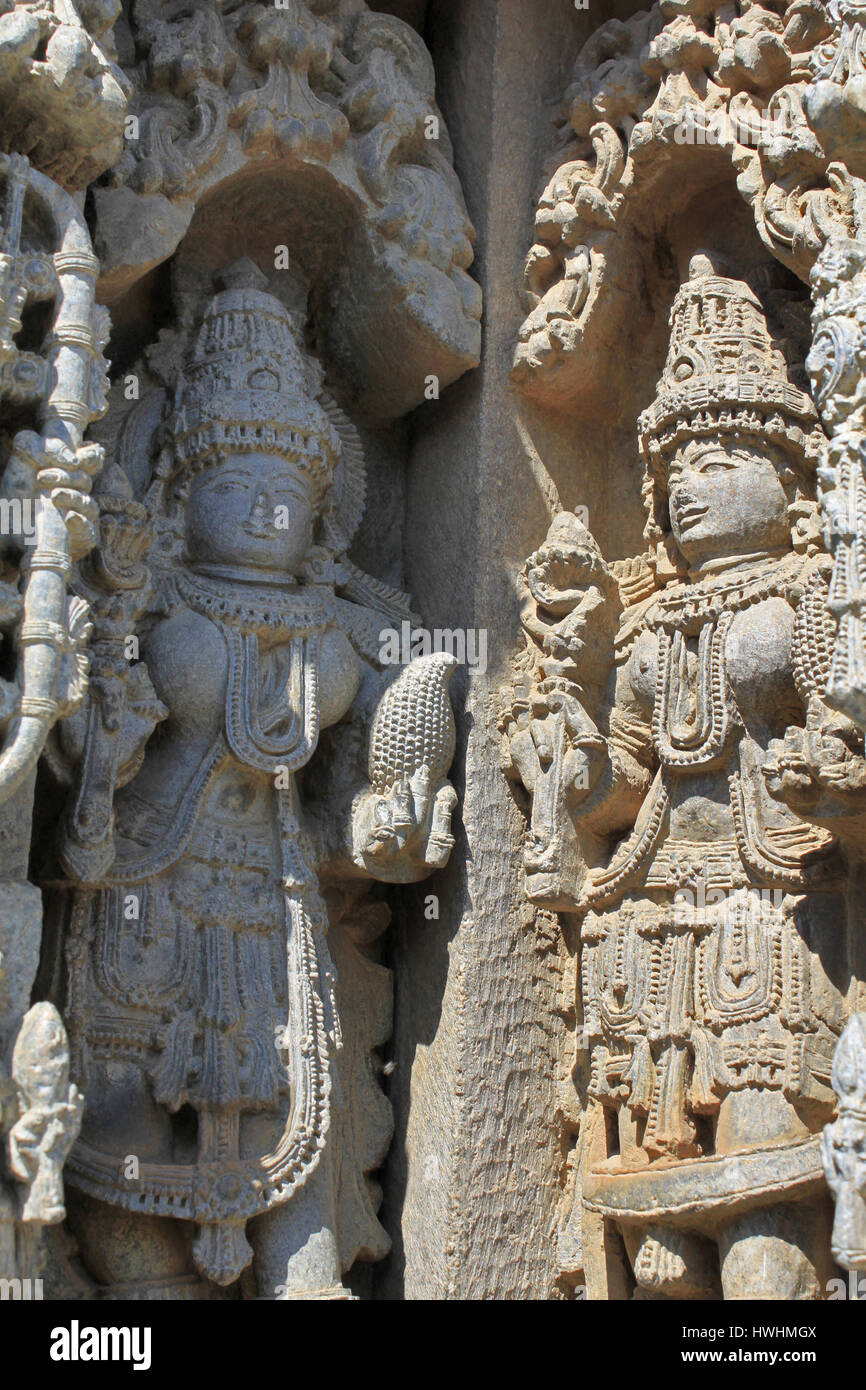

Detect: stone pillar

[383,0,621,1300]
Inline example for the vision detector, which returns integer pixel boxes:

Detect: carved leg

[718,1200,835,1300]
[249,1150,351,1300]
[65,1188,208,1299]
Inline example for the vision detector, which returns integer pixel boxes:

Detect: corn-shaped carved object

[368,652,458,795]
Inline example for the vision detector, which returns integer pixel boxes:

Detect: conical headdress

[170,286,340,504]
[638,253,824,483]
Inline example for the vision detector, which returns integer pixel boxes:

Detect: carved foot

[631,1225,721,1300]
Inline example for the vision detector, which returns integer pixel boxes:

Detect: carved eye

[672,357,694,382]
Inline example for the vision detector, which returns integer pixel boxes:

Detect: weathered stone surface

[509,256,849,1298]
[501,0,866,1303]
[3,0,866,1305]
[46,267,463,1300]
[93,0,480,421]
[0,0,477,1303]
[0,0,128,189]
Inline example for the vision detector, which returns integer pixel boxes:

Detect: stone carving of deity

[505,253,866,1300]
[43,267,459,1300]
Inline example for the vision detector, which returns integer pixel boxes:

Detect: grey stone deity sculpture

[46,276,458,1300]
[505,254,866,1300]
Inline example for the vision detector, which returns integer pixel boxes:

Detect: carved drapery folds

[10,0,866,1304]
[46,269,462,1297]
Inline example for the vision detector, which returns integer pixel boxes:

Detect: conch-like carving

[508,254,863,1299]
[48,265,459,1298]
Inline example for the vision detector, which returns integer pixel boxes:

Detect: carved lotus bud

[368,651,458,795]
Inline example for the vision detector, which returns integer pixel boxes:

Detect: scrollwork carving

[513,1,855,406]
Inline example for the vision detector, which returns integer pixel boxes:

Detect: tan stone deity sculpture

[46,272,458,1300]
[505,254,866,1300]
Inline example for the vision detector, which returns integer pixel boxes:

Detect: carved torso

[63,569,360,1280]
[580,555,846,1186]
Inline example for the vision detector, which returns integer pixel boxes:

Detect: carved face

[184,452,314,576]
[666,438,791,570]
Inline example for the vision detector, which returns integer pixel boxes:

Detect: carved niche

[506,0,866,1300]
[0,0,479,1302]
[91,0,481,420]
[42,265,461,1298]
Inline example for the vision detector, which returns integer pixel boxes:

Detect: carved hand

[8,1086,83,1222]
[352,765,458,882]
[12,432,104,561]
[764,696,866,818]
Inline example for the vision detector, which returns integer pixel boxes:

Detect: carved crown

[170,286,340,503]
[638,253,824,476]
